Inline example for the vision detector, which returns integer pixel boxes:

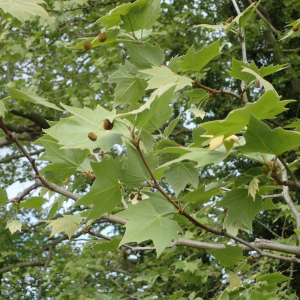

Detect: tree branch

[193,80,242,100]
[9,110,50,129]
[0,261,46,275]
[0,149,45,164]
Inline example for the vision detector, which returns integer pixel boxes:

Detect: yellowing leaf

[0,0,52,25]
[223,135,239,152]
[248,177,260,200]
[46,218,78,239]
[228,273,242,291]
[5,220,22,234]
[209,135,224,150]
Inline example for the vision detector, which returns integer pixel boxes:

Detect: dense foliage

[1,0,300,299]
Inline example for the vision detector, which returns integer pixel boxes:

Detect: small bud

[98,32,107,42]
[137,194,142,201]
[103,119,114,130]
[130,193,135,200]
[222,21,226,25]
[83,41,92,51]
[88,132,97,141]
[292,25,299,32]
[255,82,260,88]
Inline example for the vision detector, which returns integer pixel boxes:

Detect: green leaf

[126,42,165,69]
[286,119,300,132]
[178,40,222,71]
[140,66,192,91]
[256,272,291,285]
[96,0,147,29]
[0,98,8,117]
[228,273,242,291]
[159,147,229,168]
[180,182,222,204]
[229,58,288,84]
[163,116,180,138]
[68,29,119,50]
[45,104,130,152]
[75,157,122,222]
[121,140,156,186]
[218,188,264,231]
[46,218,78,239]
[0,0,52,24]
[207,245,243,266]
[37,139,90,181]
[93,237,122,251]
[5,220,22,234]
[168,55,184,73]
[116,201,182,257]
[250,291,278,300]
[200,91,292,139]
[239,114,300,156]
[134,83,176,131]
[163,162,198,196]
[6,84,62,111]
[235,0,262,28]
[121,0,161,32]
[108,60,147,107]
[19,197,47,210]
[248,177,260,200]
[0,188,8,205]
[242,67,276,93]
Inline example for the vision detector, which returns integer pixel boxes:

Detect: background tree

[1,0,300,299]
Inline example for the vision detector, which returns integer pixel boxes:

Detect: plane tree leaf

[217,188,264,231]
[75,157,122,222]
[96,0,147,29]
[126,42,165,69]
[159,147,229,168]
[5,220,22,234]
[0,188,8,205]
[200,90,292,139]
[238,114,300,156]
[0,0,52,24]
[180,182,223,204]
[163,162,198,196]
[46,218,79,239]
[45,104,131,152]
[19,197,47,210]
[140,66,192,91]
[116,200,182,257]
[286,119,300,132]
[121,0,161,32]
[36,138,90,181]
[121,140,157,186]
[108,60,147,107]
[178,40,222,71]
[228,58,288,83]
[6,84,62,111]
[207,245,243,266]
[93,237,122,252]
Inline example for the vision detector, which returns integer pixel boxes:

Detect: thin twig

[277,160,300,243]
[9,183,40,203]
[0,149,45,164]
[193,80,242,100]
[254,218,281,238]
[231,0,248,104]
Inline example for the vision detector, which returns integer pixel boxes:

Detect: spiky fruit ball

[83,41,92,51]
[292,25,299,32]
[88,132,97,141]
[103,119,114,130]
[98,33,107,42]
